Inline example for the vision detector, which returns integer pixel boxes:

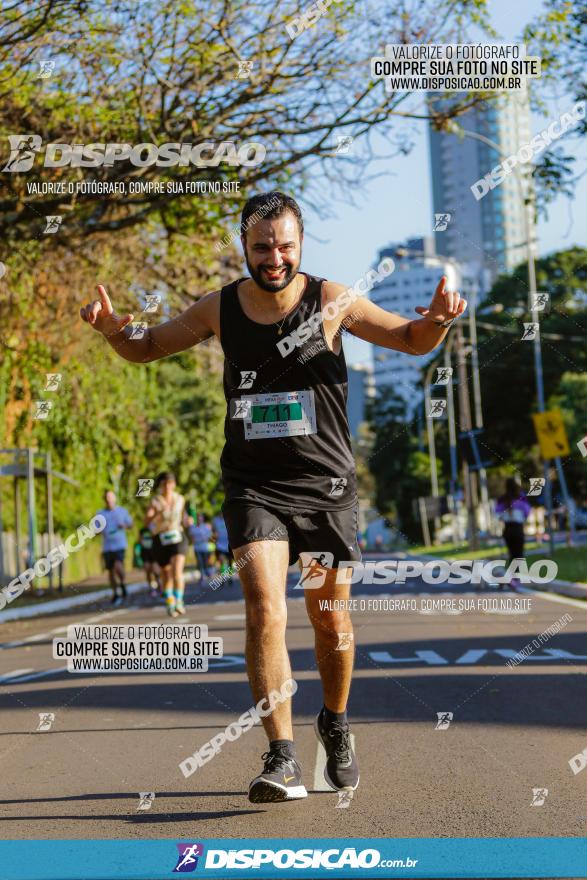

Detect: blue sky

[295,0,587,367]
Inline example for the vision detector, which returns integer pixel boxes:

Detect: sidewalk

[0,568,202,624]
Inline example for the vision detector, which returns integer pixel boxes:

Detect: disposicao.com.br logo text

[202,846,418,870]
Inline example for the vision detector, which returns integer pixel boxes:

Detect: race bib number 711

[240,390,317,439]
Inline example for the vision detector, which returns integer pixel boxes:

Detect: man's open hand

[415,276,467,325]
[80,284,134,337]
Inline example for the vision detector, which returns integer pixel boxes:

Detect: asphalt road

[1,557,587,842]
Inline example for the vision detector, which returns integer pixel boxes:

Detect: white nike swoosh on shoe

[248,778,308,799]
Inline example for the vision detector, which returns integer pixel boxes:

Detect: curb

[0,580,149,624]
[405,552,587,601]
[0,571,203,624]
[527,578,587,600]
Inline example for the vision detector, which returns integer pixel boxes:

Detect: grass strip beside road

[410,541,540,560]
[408,542,587,585]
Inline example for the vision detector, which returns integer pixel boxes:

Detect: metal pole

[424,362,442,538]
[455,324,479,550]
[424,377,440,498]
[417,400,425,453]
[0,475,4,586]
[26,447,37,592]
[554,456,575,546]
[468,284,491,536]
[444,338,460,543]
[418,497,432,548]
[444,340,458,495]
[524,198,556,557]
[46,453,54,591]
[14,476,21,577]
[469,284,483,429]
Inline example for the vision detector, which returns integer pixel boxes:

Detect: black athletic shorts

[140,532,156,564]
[103,549,125,570]
[141,545,155,564]
[152,533,189,567]
[222,500,361,568]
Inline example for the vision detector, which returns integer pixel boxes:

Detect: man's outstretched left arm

[337,275,467,355]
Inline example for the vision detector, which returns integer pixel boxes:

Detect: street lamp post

[468,281,492,535]
[455,323,480,551]
[423,360,442,538]
[444,333,463,543]
[444,334,459,496]
[446,120,557,557]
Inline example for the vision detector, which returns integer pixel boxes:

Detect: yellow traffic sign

[532,409,570,459]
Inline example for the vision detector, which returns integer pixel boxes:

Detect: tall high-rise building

[370,238,461,420]
[428,92,532,290]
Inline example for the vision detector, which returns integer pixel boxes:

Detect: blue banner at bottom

[2,838,587,880]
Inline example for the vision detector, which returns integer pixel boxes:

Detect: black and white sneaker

[315,709,360,791]
[248,747,307,803]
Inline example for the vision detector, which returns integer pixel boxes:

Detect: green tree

[368,389,443,542]
[474,247,587,482]
[548,372,587,501]
[523,1,585,210]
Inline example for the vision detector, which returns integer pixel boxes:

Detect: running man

[145,472,191,617]
[97,490,133,605]
[80,191,466,802]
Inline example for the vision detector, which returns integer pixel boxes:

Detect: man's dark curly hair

[240,191,304,240]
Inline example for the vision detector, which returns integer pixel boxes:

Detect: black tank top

[219,273,357,512]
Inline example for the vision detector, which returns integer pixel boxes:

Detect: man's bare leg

[107,566,118,602]
[236,539,307,802]
[304,564,359,791]
[304,567,354,712]
[235,539,292,740]
[171,553,186,612]
[161,563,176,615]
[113,559,126,598]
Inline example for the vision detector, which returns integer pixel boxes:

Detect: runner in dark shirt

[80,191,466,803]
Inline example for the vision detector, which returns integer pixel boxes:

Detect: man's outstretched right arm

[80,284,219,363]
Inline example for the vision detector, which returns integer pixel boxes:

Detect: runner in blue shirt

[96,490,133,605]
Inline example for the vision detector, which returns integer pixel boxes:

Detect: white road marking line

[456,649,488,664]
[313,732,355,792]
[0,632,54,649]
[517,585,587,611]
[0,609,131,651]
[313,736,329,792]
[370,649,448,665]
[1,654,246,683]
[207,655,245,668]
[5,666,67,683]
[0,668,34,682]
[214,614,246,620]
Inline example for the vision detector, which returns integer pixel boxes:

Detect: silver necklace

[274,279,305,335]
